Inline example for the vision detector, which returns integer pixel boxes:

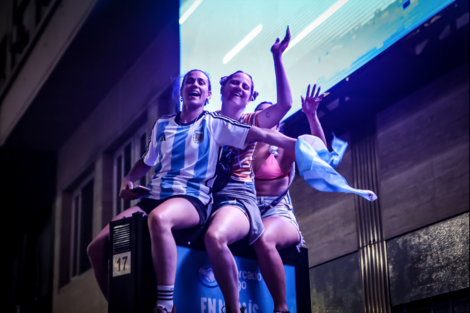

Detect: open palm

[301,84,324,115]
[271,26,291,56]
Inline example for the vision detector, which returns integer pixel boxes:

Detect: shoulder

[206,112,250,128]
[152,113,178,128]
[158,113,178,121]
[147,113,177,135]
[241,111,260,126]
[242,112,258,118]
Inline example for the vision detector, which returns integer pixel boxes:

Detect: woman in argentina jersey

[87,69,298,313]
[204,27,294,313]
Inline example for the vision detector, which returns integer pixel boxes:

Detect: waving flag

[296,135,377,201]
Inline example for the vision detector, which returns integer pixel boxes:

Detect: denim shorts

[213,197,247,215]
[212,179,264,245]
[212,179,255,216]
[256,193,305,251]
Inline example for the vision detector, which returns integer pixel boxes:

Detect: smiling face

[221,72,254,109]
[180,70,211,110]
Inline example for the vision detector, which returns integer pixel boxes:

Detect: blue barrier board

[175,246,297,313]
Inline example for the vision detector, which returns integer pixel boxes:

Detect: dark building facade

[1,0,468,312]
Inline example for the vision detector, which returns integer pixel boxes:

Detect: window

[114,127,149,215]
[70,176,94,278]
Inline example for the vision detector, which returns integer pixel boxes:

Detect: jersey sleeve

[244,111,261,127]
[142,121,158,166]
[207,113,251,149]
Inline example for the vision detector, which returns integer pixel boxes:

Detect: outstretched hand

[271,26,291,57]
[301,84,324,116]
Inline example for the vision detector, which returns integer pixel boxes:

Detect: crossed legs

[204,206,250,313]
[253,217,300,312]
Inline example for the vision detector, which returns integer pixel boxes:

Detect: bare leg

[87,206,146,300]
[253,217,300,312]
[147,198,200,286]
[204,206,250,313]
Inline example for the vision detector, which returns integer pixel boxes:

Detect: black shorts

[136,195,208,227]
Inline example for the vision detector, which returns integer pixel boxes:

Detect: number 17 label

[112,251,131,277]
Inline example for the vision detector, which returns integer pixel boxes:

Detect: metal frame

[69,173,94,280]
[112,126,148,217]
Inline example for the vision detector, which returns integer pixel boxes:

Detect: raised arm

[246,126,296,151]
[302,84,327,146]
[257,26,293,129]
[120,158,152,200]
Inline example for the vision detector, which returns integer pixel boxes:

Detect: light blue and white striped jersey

[143,111,251,205]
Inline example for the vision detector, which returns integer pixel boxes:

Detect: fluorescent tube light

[286,0,349,53]
[180,0,203,25]
[223,24,263,64]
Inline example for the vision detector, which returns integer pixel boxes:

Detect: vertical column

[94,153,114,233]
[55,191,72,290]
[352,123,391,313]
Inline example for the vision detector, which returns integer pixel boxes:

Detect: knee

[254,233,277,253]
[204,229,227,251]
[148,210,171,235]
[87,237,106,260]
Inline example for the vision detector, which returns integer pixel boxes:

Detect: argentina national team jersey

[142,111,251,206]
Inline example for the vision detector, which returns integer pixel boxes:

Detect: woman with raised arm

[204,27,293,313]
[252,85,325,313]
[86,69,297,313]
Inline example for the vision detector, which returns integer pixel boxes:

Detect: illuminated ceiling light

[456,12,469,30]
[431,15,441,24]
[415,39,429,55]
[179,0,203,25]
[438,24,451,40]
[285,0,349,53]
[326,98,340,111]
[223,24,263,64]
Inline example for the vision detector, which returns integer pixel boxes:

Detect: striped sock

[156,285,174,312]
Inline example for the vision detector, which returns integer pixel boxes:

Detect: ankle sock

[156,285,174,312]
